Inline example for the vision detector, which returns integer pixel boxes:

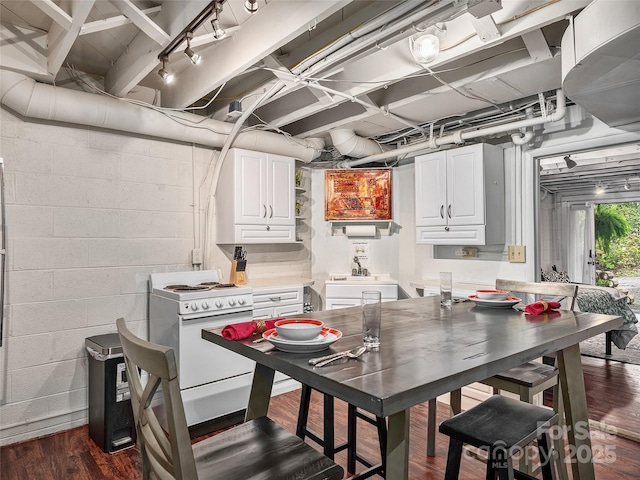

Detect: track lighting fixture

[158,55,174,84]
[211,2,226,39]
[409,33,440,64]
[245,0,258,14]
[563,155,577,169]
[184,32,201,65]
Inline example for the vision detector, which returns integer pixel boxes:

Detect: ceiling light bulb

[244,0,258,14]
[184,46,201,65]
[624,179,630,190]
[595,183,606,195]
[409,33,440,64]
[211,19,226,40]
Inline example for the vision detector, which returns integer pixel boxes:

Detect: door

[415,151,447,227]
[567,203,596,285]
[267,154,295,225]
[235,149,267,225]
[447,145,485,226]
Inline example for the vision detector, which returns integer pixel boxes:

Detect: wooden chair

[115,318,343,480]
[428,280,577,480]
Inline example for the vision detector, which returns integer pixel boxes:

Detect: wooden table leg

[244,363,275,421]
[557,343,595,480]
[386,409,410,480]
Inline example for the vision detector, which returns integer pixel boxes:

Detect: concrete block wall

[0,106,211,445]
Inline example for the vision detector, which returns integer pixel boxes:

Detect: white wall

[0,106,313,445]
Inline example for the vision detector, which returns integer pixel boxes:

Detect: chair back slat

[117,318,198,480]
[495,279,579,310]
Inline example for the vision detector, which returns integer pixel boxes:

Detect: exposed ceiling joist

[110,0,169,45]
[47,0,95,76]
[161,0,352,108]
[104,0,211,96]
[29,0,72,31]
[80,6,162,36]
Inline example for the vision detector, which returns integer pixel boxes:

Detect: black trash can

[85,333,136,453]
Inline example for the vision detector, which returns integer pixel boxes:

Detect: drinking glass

[440,272,452,307]
[362,290,382,348]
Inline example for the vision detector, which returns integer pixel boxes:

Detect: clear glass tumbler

[362,290,382,348]
[440,272,452,307]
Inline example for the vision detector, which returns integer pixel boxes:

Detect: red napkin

[524,300,561,315]
[221,318,281,340]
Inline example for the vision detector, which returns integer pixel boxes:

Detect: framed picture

[324,168,392,220]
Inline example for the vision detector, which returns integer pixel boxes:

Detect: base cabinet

[325,283,398,310]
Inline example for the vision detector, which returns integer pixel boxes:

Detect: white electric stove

[149,270,255,428]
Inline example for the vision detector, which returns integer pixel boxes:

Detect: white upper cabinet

[216,148,295,244]
[415,144,504,245]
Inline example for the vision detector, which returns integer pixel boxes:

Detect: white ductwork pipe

[330,129,391,158]
[0,71,323,162]
[340,90,567,167]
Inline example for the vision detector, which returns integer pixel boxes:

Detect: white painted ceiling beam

[162,0,353,108]
[522,29,553,62]
[110,0,169,45]
[29,0,72,31]
[80,6,162,36]
[47,0,95,77]
[105,0,211,96]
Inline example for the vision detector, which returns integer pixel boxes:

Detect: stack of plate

[262,327,342,353]
[468,295,522,309]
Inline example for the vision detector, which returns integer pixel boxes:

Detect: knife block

[229,260,246,285]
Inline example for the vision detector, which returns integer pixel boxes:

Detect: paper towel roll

[344,224,377,237]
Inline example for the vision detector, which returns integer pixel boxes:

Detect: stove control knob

[228,298,236,306]
[238,297,245,305]
[215,300,223,308]
[201,301,209,310]
[190,302,199,311]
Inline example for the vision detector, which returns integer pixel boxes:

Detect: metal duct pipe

[0,71,323,162]
[330,129,391,157]
[339,90,567,167]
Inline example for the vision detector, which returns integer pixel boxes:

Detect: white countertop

[244,276,314,288]
[410,279,493,298]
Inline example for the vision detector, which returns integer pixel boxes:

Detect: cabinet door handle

[269,205,273,218]
[447,205,452,218]
[440,205,444,219]
[262,205,267,218]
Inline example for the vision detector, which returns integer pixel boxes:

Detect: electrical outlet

[508,245,526,263]
[192,248,202,265]
[462,247,478,258]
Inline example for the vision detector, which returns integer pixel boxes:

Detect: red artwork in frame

[324,169,392,220]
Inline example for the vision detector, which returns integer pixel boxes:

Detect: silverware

[312,346,367,367]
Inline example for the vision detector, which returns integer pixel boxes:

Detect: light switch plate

[508,245,526,263]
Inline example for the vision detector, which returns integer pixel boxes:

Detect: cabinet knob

[445,226,450,231]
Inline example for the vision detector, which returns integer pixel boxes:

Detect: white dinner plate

[263,327,342,353]
[468,295,522,309]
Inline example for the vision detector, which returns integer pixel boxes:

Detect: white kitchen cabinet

[252,285,304,319]
[324,282,398,310]
[415,143,504,245]
[216,148,296,244]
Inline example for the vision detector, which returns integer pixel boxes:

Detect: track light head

[624,179,631,190]
[158,56,174,84]
[244,0,258,14]
[211,18,226,40]
[184,32,201,65]
[563,155,577,169]
[595,183,606,195]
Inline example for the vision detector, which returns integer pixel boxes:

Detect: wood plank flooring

[2,355,639,479]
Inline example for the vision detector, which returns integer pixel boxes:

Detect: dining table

[202,295,623,480]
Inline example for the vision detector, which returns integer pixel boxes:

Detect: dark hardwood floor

[2,355,639,479]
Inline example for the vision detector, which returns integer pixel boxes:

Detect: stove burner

[165,284,210,292]
[198,282,237,289]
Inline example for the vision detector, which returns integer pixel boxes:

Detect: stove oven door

[178,311,255,390]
